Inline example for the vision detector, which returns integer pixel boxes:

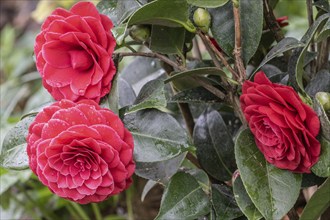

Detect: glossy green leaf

[118,77,136,108]
[313,92,330,141]
[165,67,228,84]
[235,129,302,220]
[125,79,166,114]
[187,0,228,8]
[306,70,330,97]
[0,116,35,170]
[212,184,243,220]
[300,177,330,220]
[313,0,330,12]
[120,57,163,94]
[312,136,330,177]
[107,73,119,115]
[288,13,329,92]
[155,172,211,220]
[150,26,185,54]
[128,0,196,32]
[186,168,210,194]
[210,0,263,64]
[135,152,187,183]
[233,176,263,220]
[316,19,330,42]
[253,37,305,76]
[302,173,326,188]
[193,107,236,181]
[124,109,190,162]
[169,87,221,103]
[112,23,127,45]
[97,0,147,26]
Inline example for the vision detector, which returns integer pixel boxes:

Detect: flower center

[74,157,92,171]
[69,50,93,71]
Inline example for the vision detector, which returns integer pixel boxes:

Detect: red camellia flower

[34,2,116,103]
[26,100,135,204]
[240,71,320,173]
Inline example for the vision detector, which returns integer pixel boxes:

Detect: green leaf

[313,92,330,141]
[187,0,228,8]
[107,73,119,115]
[135,152,187,183]
[316,18,330,42]
[302,173,326,188]
[112,23,127,45]
[253,37,305,76]
[97,0,147,26]
[155,172,211,220]
[288,13,329,92]
[233,176,263,220]
[313,0,330,12]
[193,107,236,181]
[300,177,330,220]
[150,26,185,54]
[125,79,166,114]
[212,184,243,220]
[235,129,302,220]
[210,0,263,65]
[0,116,35,170]
[120,57,163,94]
[124,109,190,162]
[118,77,136,108]
[128,0,196,32]
[169,87,221,103]
[165,67,228,84]
[312,136,330,177]
[186,168,210,194]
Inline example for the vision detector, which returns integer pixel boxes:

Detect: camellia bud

[316,92,330,111]
[129,25,151,43]
[193,8,211,33]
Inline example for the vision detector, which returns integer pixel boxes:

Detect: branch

[197,31,239,81]
[233,1,246,82]
[116,52,186,71]
[192,37,202,61]
[263,0,284,42]
[306,0,315,52]
[197,31,223,69]
[192,76,226,100]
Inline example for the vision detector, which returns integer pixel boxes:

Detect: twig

[306,0,315,53]
[197,31,239,81]
[233,1,246,82]
[229,92,247,127]
[306,0,316,74]
[197,31,223,69]
[263,0,284,43]
[192,37,202,61]
[116,52,186,71]
[192,76,226,100]
[316,38,330,72]
[178,103,195,136]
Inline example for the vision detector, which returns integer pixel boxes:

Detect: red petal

[253,71,271,85]
[70,2,101,20]
[41,119,70,139]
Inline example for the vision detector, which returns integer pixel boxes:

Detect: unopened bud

[193,8,211,33]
